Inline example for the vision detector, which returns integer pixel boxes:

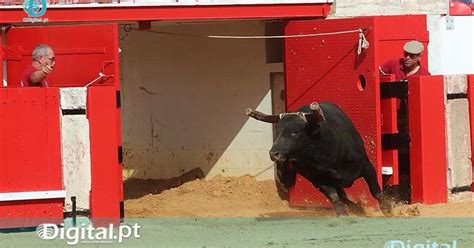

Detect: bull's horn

[309,102,326,122]
[246,108,281,123]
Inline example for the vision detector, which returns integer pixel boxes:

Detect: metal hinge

[446,16,454,30]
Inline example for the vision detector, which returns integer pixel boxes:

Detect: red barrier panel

[408,76,447,204]
[5,24,118,88]
[284,15,438,208]
[467,75,474,192]
[285,16,381,208]
[87,86,122,227]
[0,88,64,228]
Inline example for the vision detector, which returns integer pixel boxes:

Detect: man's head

[32,44,55,69]
[402,40,424,68]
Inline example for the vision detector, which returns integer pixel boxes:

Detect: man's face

[39,48,55,68]
[403,52,421,67]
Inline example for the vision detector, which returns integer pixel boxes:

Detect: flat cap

[403,40,424,54]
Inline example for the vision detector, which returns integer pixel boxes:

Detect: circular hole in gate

[357,74,367,91]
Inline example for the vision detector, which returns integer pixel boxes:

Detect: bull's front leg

[318,185,348,216]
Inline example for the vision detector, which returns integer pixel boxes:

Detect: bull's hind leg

[361,163,392,216]
[318,185,348,216]
[336,188,365,215]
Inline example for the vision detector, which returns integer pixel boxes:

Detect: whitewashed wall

[331,0,447,17]
[428,16,473,196]
[120,21,278,180]
[60,88,91,211]
[428,15,474,75]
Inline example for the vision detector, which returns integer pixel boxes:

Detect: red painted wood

[5,24,118,88]
[408,76,447,204]
[374,15,429,73]
[111,26,124,205]
[0,31,3,84]
[467,75,474,192]
[3,24,123,226]
[285,17,381,208]
[0,200,64,229]
[87,86,122,227]
[284,15,430,209]
[0,88,63,228]
[0,4,331,24]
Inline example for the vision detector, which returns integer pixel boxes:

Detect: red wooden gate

[0,88,63,228]
[1,24,123,227]
[284,15,444,208]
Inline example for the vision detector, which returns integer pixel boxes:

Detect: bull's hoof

[334,207,349,217]
[348,204,366,216]
[380,199,393,217]
[336,211,349,217]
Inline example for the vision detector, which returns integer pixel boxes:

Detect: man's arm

[30,65,52,84]
[379,61,391,75]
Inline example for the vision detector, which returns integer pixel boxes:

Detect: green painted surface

[0,217,472,247]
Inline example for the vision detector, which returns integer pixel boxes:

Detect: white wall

[120,21,277,180]
[332,0,447,17]
[60,88,91,211]
[428,15,474,75]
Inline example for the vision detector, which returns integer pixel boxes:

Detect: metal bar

[62,109,86,115]
[447,93,468,100]
[71,196,77,227]
[63,210,91,218]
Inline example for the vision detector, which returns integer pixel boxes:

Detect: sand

[124,174,474,218]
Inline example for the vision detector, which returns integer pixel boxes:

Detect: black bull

[246,102,392,216]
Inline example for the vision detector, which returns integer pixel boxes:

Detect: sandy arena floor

[124,174,474,218]
[1,175,472,248]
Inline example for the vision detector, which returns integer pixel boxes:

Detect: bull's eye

[291,131,301,137]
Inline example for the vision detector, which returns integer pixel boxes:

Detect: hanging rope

[357,30,370,55]
[208,28,367,39]
[122,24,370,54]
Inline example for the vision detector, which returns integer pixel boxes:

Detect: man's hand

[31,64,53,84]
[41,64,53,75]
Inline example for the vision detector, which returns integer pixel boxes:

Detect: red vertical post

[0,31,3,86]
[467,75,474,192]
[408,75,447,204]
[87,86,121,227]
[111,25,124,219]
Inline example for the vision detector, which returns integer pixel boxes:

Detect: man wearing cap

[379,40,431,81]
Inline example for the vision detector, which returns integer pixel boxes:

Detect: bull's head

[246,102,325,162]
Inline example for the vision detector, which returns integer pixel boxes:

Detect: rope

[123,24,367,39]
[122,24,370,54]
[208,28,365,39]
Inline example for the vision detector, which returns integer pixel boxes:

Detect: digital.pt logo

[23,0,49,23]
[36,223,141,245]
[384,239,458,248]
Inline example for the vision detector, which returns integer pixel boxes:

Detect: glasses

[403,52,420,59]
[43,56,55,62]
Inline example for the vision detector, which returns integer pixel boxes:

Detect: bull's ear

[309,102,325,123]
[246,108,281,123]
